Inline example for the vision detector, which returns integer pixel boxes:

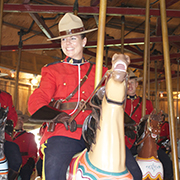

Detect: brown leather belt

[52,101,92,111]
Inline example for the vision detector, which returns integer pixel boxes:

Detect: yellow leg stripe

[41,140,48,180]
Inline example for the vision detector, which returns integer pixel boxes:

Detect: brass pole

[14,47,21,109]
[155,61,158,110]
[94,0,107,87]
[0,0,4,50]
[142,0,150,117]
[177,59,179,119]
[73,0,78,16]
[160,0,179,179]
[147,22,150,99]
[121,16,125,54]
[177,59,179,140]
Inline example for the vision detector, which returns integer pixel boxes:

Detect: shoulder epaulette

[0,90,10,95]
[44,60,62,67]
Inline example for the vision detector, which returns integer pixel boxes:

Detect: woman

[28,13,107,180]
[28,13,142,180]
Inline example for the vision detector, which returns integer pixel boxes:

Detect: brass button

[63,83,66,85]
[82,91,85,94]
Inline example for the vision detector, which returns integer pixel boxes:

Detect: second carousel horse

[136,109,164,180]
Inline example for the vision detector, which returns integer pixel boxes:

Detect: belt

[55,101,92,111]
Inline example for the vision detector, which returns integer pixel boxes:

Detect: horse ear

[150,109,156,116]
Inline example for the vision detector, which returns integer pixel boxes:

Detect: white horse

[68,53,133,180]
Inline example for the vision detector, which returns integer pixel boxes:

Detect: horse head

[82,54,130,151]
[146,109,162,139]
[110,53,130,82]
[136,109,163,153]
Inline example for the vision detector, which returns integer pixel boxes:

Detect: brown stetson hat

[48,13,98,41]
[128,69,143,81]
[162,110,168,118]
[0,72,8,77]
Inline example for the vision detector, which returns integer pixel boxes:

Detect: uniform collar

[64,56,85,64]
[14,129,24,132]
[127,94,138,100]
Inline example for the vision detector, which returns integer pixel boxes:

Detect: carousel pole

[155,61,158,110]
[14,30,23,109]
[0,0,4,50]
[159,0,179,179]
[73,0,78,16]
[142,0,150,117]
[121,16,125,54]
[147,21,150,99]
[177,58,179,119]
[177,58,179,139]
[94,0,107,87]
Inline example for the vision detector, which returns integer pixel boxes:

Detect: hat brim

[0,73,8,77]
[19,114,29,123]
[136,77,143,81]
[47,28,98,41]
[129,76,143,81]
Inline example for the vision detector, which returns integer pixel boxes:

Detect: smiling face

[15,116,24,130]
[127,78,138,96]
[61,35,87,60]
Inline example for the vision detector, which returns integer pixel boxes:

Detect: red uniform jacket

[158,121,170,143]
[28,57,108,144]
[125,95,154,149]
[0,91,17,127]
[12,130,38,167]
[0,91,18,140]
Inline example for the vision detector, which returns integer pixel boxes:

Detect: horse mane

[136,110,163,153]
[82,84,135,151]
[82,93,102,151]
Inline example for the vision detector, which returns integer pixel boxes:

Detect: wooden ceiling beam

[170,42,180,49]
[123,45,143,56]
[165,0,179,8]
[1,35,180,51]
[130,52,180,63]
[3,4,180,18]
[29,13,55,39]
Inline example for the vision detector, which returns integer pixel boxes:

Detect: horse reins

[104,71,128,108]
[105,93,125,106]
[67,69,112,124]
[135,117,155,146]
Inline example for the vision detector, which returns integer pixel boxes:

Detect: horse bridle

[135,116,156,146]
[104,70,128,107]
[105,93,125,106]
[67,69,128,129]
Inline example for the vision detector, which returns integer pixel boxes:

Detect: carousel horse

[136,109,163,180]
[67,53,133,180]
[0,106,9,180]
